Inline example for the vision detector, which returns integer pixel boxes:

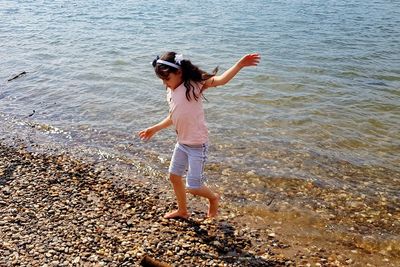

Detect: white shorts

[168,142,208,189]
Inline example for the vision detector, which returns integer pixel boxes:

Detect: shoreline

[1,140,399,266]
[0,141,289,266]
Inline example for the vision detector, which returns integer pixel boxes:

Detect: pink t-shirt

[167,82,208,145]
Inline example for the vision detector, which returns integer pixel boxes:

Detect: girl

[139,52,260,219]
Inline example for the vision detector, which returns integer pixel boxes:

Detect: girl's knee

[169,173,182,184]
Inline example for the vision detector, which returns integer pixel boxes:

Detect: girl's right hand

[138,127,156,141]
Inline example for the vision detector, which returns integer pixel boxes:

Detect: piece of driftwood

[7,71,27,82]
[140,255,171,267]
[267,192,277,206]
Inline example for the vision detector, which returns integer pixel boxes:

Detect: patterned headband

[151,54,184,69]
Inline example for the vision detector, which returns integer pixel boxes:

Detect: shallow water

[1,0,400,261]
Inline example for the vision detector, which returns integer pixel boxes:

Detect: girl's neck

[169,80,184,90]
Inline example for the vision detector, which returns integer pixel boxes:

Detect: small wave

[113,59,129,66]
[372,74,400,82]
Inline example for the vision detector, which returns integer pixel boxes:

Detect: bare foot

[164,210,189,219]
[207,193,220,218]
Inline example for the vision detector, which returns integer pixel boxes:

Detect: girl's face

[162,70,182,90]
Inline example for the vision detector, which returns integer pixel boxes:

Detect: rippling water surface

[1,0,400,258]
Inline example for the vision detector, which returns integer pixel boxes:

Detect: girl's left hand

[238,53,261,68]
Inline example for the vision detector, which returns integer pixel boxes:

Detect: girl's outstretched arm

[203,53,260,90]
[138,115,172,141]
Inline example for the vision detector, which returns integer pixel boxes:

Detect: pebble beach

[1,140,399,266]
[0,141,290,266]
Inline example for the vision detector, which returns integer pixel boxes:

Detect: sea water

[1,0,400,256]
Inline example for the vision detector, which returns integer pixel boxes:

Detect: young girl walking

[139,52,260,219]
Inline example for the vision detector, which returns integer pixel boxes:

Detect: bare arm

[203,53,261,90]
[138,115,173,141]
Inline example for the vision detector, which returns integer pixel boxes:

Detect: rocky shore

[0,142,292,266]
[1,140,399,266]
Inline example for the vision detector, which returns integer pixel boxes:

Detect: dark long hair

[153,52,218,101]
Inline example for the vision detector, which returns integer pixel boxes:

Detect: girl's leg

[187,186,220,218]
[164,173,189,219]
[186,144,219,218]
[166,143,189,219]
